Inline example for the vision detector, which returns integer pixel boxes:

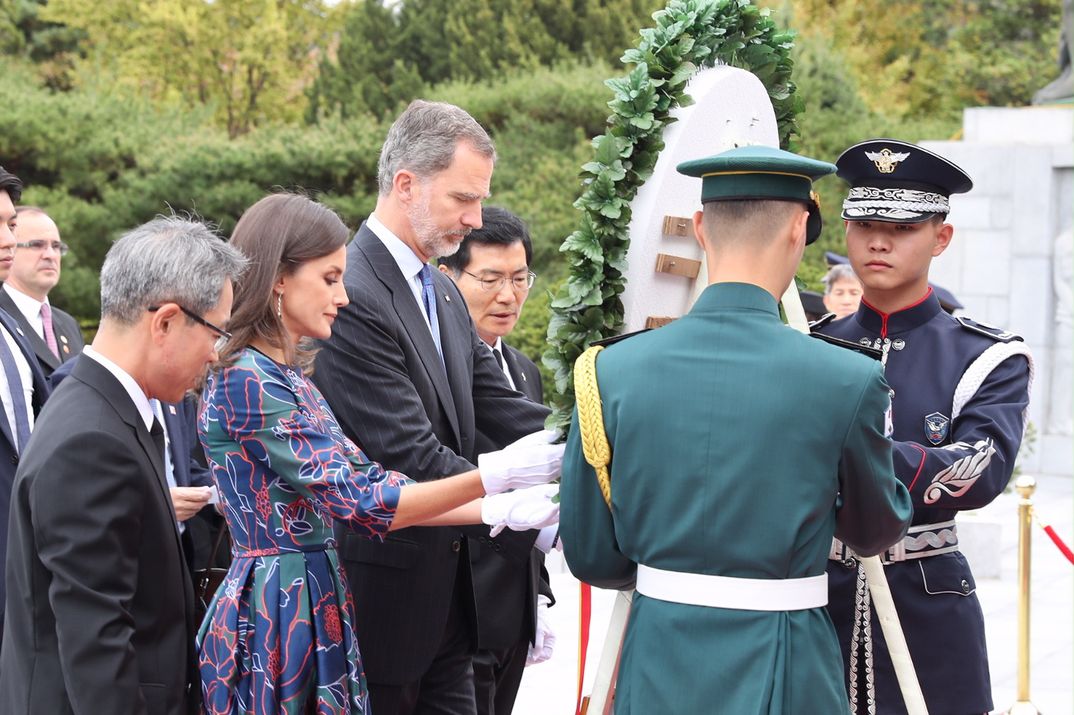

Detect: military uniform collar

[854,287,943,337]
[693,282,780,317]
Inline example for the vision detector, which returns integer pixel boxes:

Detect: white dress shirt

[488,337,516,390]
[82,345,154,432]
[3,283,48,340]
[367,214,436,331]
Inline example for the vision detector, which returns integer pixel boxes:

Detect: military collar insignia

[865,148,910,174]
[924,412,950,445]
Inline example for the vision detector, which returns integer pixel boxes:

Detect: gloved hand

[478,430,565,495]
[480,484,560,537]
[526,595,555,666]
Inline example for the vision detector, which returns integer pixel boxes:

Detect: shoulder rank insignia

[808,312,837,330]
[809,331,884,360]
[924,411,950,445]
[590,329,650,349]
[956,316,1022,343]
[865,148,911,174]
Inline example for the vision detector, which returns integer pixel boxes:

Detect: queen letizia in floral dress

[197,347,411,714]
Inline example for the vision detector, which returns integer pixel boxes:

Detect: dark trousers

[472,642,528,715]
[368,575,477,715]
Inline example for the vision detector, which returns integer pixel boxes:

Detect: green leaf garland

[543,0,802,430]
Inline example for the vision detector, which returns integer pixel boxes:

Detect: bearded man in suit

[313,100,552,715]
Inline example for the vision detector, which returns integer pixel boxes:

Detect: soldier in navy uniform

[813,139,1034,715]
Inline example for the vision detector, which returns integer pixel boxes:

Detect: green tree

[39,0,339,137]
[310,0,660,119]
[781,0,1060,119]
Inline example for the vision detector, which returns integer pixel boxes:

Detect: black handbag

[193,523,230,623]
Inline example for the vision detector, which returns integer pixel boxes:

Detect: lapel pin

[62,345,70,354]
[444,294,451,302]
[60,335,69,344]
[168,404,177,415]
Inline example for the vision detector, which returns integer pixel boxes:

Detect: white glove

[478,431,565,495]
[527,596,555,666]
[480,484,560,537]
[504,429,561,448]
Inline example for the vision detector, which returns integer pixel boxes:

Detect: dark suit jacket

[51,358,211,492]
[0,288,85,376]
[469,343,554,651]
[52,357,214,569]
[0,307,50,636]
[0,356,199,714]
[312,224,549,685]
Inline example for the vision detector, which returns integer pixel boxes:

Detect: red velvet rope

[576,582,592,715]
[1042,524,1074,565]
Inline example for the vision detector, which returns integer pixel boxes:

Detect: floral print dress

[197,348,410,714]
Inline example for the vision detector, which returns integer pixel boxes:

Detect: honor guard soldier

[814,139,1034,715]
[560,146,912,714]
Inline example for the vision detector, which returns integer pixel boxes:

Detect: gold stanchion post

[1005,475,1042,715]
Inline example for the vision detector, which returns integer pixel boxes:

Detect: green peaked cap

[676,145,836,203]
[676,145,837,244]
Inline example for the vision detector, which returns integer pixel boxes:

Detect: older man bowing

[0,217,247,715]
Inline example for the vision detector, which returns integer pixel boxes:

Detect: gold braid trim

[574,345,612,509]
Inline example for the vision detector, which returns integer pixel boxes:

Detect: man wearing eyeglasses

[0,215,247,714]
[438,207,555,715]
[0,207,84,377]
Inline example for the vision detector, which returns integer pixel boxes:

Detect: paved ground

[512,474,1073,714]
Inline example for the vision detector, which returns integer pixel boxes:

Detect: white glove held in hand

[478,431,565,495]
[526,596,555,666]
[480,484,560,537]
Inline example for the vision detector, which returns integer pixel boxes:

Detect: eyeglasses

[462,270,536,293]
[147,304,232,347]
[16,240,70,256]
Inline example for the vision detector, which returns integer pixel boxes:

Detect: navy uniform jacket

[814,289,1032,715]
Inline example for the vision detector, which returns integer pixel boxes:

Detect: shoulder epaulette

[808,312,837,330]
[590,329,650,349]
[956,316,1023,343]
[809,332,884,360]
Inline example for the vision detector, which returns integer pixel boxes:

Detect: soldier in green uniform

[560,145,913,714]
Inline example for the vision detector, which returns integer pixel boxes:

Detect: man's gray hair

[100,215,248,324]
[821,263,859,294]
[377,100,496,195]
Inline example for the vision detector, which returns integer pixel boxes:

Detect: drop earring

[276,292,283,320]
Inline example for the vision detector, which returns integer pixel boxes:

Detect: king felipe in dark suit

[311,99,550,715]
[314,221,550,713]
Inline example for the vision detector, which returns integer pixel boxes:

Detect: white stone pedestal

[923,106,1074,479]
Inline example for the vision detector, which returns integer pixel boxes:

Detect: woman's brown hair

[220,192,350,370]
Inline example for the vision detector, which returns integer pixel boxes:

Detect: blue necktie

[419,265,444,361]
[0,328,32,453]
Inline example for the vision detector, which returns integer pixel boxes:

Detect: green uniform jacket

[561,282,912,715]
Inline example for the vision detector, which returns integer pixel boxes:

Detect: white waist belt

[635,565,828,611]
